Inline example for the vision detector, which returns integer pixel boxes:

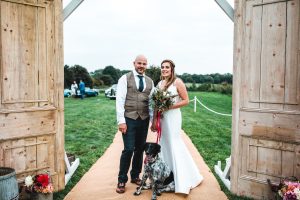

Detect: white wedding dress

[158,81,203,194]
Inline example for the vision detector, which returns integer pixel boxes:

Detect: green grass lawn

[54,92,251,200]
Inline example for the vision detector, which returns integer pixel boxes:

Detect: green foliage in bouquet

[151,88,177,113]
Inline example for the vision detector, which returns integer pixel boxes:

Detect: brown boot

[130,178,142,186]
[116,182,125,194]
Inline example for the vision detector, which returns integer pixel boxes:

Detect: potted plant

[24,171,53,200]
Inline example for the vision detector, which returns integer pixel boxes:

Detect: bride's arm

[170,78,189,109]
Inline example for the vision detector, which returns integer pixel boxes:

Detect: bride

[151,59,203,194]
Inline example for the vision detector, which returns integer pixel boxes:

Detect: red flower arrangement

[25,172,54,194]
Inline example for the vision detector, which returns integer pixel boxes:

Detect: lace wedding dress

[158,81,203,194]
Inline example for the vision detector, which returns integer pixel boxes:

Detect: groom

[115,55,154,193]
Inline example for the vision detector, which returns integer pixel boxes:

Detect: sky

[63,0,234,75]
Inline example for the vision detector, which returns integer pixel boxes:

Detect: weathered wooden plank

[231,0,246,193]
[238,176,273,199]
[37,7,48,103]
[260,2,286,107]
[0,111,56,140]
[1,1,20,103]
[239,111,300,143]
[295,145,300,178]
[21,0,37,4]
[25,137,37,171]
[0,106,56,113]
[248,0,262,104]
[36,136,49,169]
[284,0,299,105]
[48,135,55,173]
[0,141,11,166]
[247,140,258,174]
[257,146,281,176]
[47,1,55,105]
[281,151,295,177]
[241,137,257,177]
[54,0,65,190]
[249,138,295,151]
[11,139,26,173]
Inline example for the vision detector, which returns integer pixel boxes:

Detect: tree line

[64,64,232,90]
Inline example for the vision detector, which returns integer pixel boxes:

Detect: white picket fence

[189,96,231,190]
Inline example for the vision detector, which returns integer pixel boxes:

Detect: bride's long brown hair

[161,59,176,91]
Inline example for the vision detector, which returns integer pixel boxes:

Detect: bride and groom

[115,55,203,195]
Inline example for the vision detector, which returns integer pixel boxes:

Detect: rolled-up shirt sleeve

[116,75,127,125]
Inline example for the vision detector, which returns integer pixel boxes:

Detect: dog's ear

[144,143,149,151]
[156,144,161,153]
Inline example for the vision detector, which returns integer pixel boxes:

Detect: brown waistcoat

[124,72,153,120]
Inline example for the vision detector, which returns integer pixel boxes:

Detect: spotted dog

[134,142,175,200]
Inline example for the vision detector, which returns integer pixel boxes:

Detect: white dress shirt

[116,70,154,125]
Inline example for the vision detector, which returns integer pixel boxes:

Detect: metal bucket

[0,167,19,200]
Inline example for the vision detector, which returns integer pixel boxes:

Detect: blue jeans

[80,90,85,99]
[118,117,149,183]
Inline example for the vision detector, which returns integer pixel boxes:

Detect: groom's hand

[118,123,127,134]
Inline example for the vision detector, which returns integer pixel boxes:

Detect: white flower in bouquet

[295,188,300,200]
[278,190,283,197]
[25,175,33,187]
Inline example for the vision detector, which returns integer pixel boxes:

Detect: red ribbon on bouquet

[156,111,162,143]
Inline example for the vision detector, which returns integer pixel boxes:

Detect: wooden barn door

[0,0,64,190]
[231,0,300,199]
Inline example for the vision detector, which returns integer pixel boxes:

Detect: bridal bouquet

[151,88,177,113]
[25,172,54,194]
[151,88,177,143]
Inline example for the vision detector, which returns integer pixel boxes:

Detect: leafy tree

[192,74,201,83]
[102,66,121,84]
[90,69,103,77]
[179,73,191,83]
[70,65,93,87]
[212,73,221,84]
[223,73,233,84]
[204,75,214,83]
[121,70,131,75]
[90,69,103,87]
[64,65,74,89]
[91,77,103,87]
[98,74,114,85]
[146,65,161,86]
